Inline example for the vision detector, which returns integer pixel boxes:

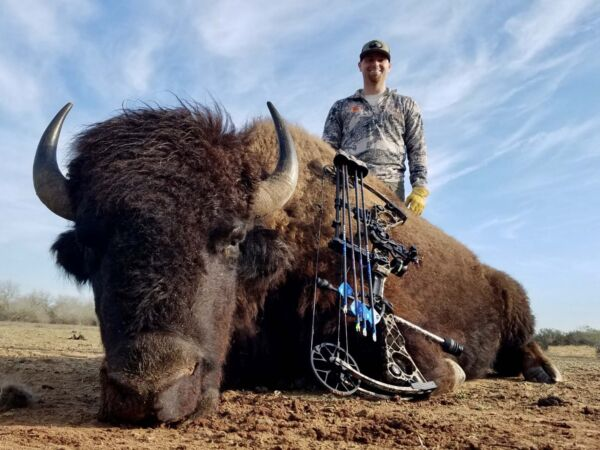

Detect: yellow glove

[405,186,429,216]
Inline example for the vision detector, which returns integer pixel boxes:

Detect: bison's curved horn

[251,102,299,217]
[33,103,75,221]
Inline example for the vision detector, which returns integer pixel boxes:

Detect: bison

[33,101,561,425]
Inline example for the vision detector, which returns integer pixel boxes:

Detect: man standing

[322,40,429,215]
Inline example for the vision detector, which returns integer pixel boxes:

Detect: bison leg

[521,341,563,383]
[494,340,563,383]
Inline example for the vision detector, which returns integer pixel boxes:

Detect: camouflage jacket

[322,88,428,198]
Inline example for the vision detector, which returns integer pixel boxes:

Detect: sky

[1,0,598,331]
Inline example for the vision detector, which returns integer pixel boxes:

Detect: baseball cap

[360,40,391,61]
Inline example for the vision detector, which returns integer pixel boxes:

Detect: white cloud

[187,0,367,100]
[419,53,491,118]
[0,67,41,114]
[399,0,600,194]
[515,118,600,162]
[119,29,169,93]
[471,213,528,235]
[504,0,596,67]
[194,0,349,59]
[2,0,96,50]
[429,158,482,190]
[383,0,489,57]
[0,0,96,119]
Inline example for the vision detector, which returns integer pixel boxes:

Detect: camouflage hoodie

[322,88,427,200]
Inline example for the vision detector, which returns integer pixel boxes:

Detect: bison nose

[101,362,203,424]
[153,363,203,423]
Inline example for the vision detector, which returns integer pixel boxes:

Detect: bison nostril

[153,366,203,423]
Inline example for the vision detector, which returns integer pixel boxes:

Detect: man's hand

[406,186,429,216]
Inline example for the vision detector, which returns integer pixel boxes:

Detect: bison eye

[223,226,247,261]
[228,227,246,247]
[208,221,247,259]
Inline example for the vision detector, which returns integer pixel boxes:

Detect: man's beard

[367,71,383,84]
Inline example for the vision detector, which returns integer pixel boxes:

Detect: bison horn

[33,103,75,221]
[251,102,299,217]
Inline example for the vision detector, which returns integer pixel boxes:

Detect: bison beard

[34,101,561,425]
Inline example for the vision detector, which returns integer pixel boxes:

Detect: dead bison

[33,101,561,424]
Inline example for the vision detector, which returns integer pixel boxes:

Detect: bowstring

[310,167,327,352]
[353,169,368,336]
[359,172,377,342]
[340,165,349,359]
[343,164,361,335]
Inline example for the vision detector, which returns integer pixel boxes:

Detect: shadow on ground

[1,354,103,427]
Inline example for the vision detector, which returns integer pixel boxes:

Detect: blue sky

[1,0,598,330]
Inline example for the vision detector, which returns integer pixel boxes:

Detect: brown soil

[1,322,598,449]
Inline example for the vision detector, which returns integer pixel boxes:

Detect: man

[322,39,429,215]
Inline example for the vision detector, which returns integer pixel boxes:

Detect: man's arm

[403,98,429,215]
[403,98,428,188]
[322,102,343,150]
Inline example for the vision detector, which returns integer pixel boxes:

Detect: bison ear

[51,230,89,284]
[238,227,293,283]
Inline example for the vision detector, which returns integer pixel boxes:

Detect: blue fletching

[337,282,353,297]
[349,300,381,327]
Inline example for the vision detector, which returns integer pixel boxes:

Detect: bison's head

[33,102,297,424]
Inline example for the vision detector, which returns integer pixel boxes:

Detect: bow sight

[310,151,463,399]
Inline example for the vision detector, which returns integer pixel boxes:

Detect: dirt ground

[0,322,598,449]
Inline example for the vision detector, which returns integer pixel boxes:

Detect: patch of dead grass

[547,345,596,358]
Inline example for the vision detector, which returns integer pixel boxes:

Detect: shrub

[7,291,53,323]
[51,296,98,326]
[0,280,96,326]
[535,326,600,350]
[535,328,564,350]
[0,281,19,318]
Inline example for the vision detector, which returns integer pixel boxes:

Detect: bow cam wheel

[310,343,360,396]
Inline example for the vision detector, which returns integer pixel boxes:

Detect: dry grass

[1,322,599,449]
[547,345,597,358]
[0,321,101,357]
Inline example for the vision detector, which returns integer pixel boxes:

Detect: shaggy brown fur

[47,103,559,424]
[58,104,263,334]
[52,104,273,423]
[224,119,559,392]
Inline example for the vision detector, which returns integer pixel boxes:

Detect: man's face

[358,53,391,84]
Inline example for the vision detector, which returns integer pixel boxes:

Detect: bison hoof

[445,358,466,390]
[524,363,563,384]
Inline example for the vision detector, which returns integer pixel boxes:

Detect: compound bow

[310,151,463,399]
